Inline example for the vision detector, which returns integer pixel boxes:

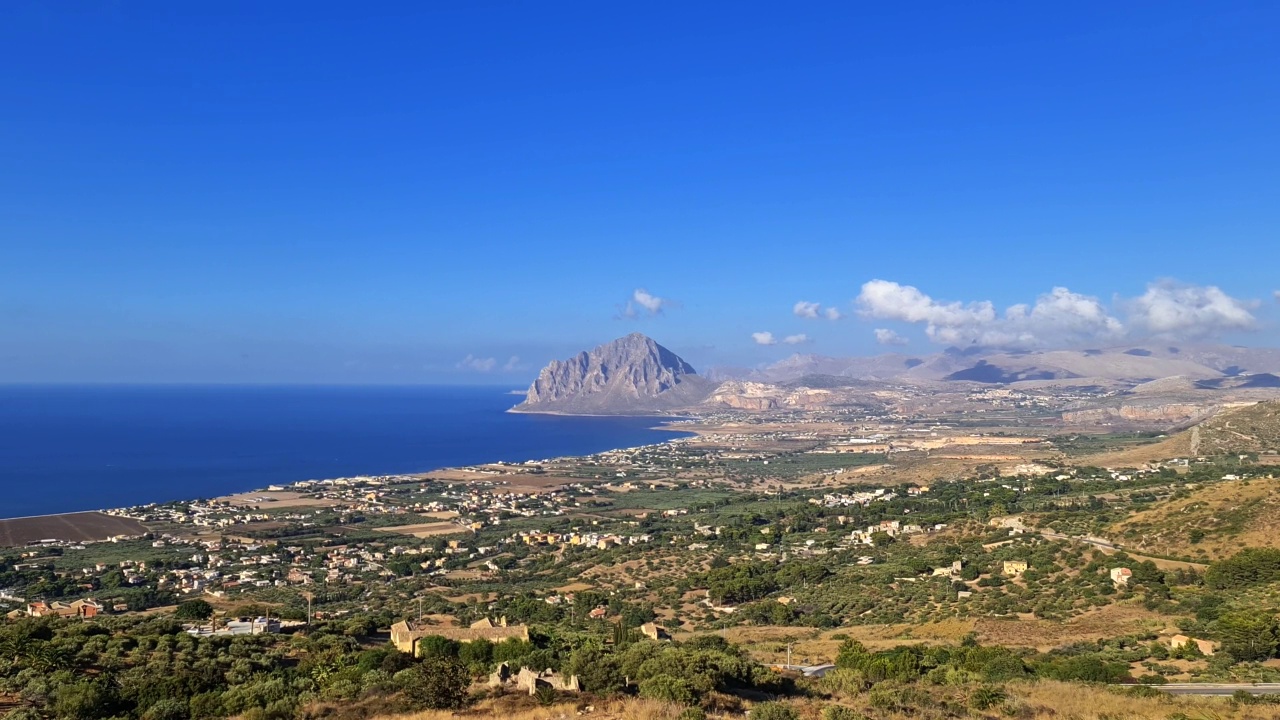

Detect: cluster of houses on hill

[849,519,937,545]
[815,488,900,508]
[514,530,653,550]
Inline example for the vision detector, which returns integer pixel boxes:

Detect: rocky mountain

[512,334,714,414]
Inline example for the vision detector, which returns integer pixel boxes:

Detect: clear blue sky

[3,2,1278,383]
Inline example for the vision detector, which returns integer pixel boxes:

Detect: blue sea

[0,385,689,519]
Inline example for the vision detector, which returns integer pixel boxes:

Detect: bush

[818,667,867,696]
[822,706,865,720]
[141,698,189,720]
[638,674,695,705]
[400,656,471,710]
[1127,685,1164,698]
[969,685,1007,710]
[750,701,799,720]
[677,708,707,720]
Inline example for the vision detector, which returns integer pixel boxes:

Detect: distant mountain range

[513,334,1280,421]
[714,344,1280,387]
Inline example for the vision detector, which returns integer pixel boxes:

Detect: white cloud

[633,288,666,314]
[793,301,820,318]
[457,354,497,372]
[620,288,672,318]
[502,356,522,372]
[783,334,810,345]
[856,280,1122,348]
[855,278,1259,347]
[1273,290,1280,303]
[752,332,777,346]
[874,328,909,346]
[1126,282,1257,338]
[794,300,842,320]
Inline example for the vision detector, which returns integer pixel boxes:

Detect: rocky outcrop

[702,380,839,411]
[1062,403,1217,426]
[512,334,713,414]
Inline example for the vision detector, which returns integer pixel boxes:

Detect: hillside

[1110,477,1280,561]
[1082,400,1280,466]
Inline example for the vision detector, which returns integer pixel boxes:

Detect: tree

[174,599,215,621]
[567,647,625,694]
[638,674,695,704]
[1218,609,1280,661]
[400,656,471,710]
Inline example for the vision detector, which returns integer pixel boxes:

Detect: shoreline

[0,413,701,524]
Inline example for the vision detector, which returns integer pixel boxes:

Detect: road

[1038,531,1208,570]
[1148,683,1280,696]
[1039,531,1116,550]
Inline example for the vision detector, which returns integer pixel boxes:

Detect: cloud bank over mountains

[855,279,1260,349]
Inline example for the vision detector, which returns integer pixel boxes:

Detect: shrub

[822,706,865,720]
[750,701,799,720]
[400,656,471,710]
[140,698,189,720]
[677,708,708,720]
[638,674,695,705]
[1126,685,1164,698]
[819,668,867,696]
[969,685,1008,710]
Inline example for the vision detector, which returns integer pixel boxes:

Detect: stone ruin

[488,661,581,695]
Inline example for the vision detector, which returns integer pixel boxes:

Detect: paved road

[1148,683,1280,696]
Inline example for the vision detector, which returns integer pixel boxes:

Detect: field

[375,522,469,538]
[216,490,346,509]
[0,511,148,547]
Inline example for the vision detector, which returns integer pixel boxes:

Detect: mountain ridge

[512,333,713,415]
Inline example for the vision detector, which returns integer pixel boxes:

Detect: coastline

[1,408,700,527]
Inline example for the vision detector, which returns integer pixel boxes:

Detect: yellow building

[1002,560,1028,576]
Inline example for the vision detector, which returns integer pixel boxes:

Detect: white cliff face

[514,334,711,414]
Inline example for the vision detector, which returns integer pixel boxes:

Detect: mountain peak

[512,335,709,414]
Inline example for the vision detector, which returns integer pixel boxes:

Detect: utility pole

[303,591,313,627]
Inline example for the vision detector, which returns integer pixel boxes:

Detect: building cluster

[514,530,653,550]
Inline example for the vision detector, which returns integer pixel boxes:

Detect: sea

[0,385,691,519]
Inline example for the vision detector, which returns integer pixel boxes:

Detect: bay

[0,385,688,518]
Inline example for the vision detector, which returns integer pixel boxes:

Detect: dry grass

[363,681,1280,720]
[704,620,980,666]
[1110,477,1280,561]
[374,698,688,720]
[975,603,1169,651]
[1011,679,1280,719]
[714,609,1167,664]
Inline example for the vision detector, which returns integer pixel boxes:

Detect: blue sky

[2,2,1278,383]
